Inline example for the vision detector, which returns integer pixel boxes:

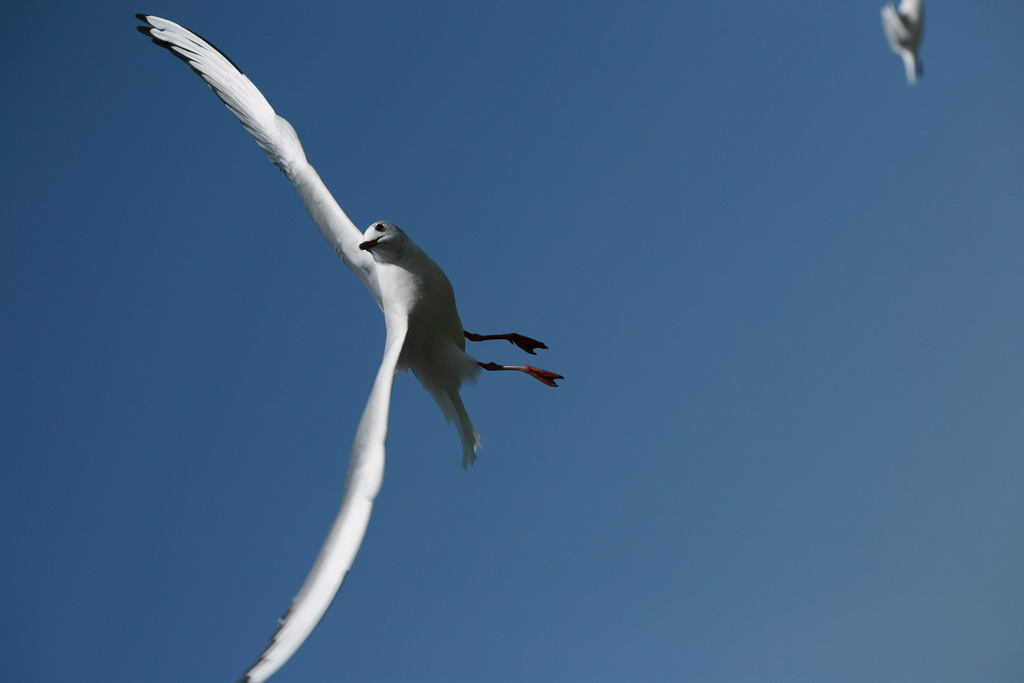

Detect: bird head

[359,221,407,262]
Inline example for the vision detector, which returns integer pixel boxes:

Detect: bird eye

[375,223,386,232]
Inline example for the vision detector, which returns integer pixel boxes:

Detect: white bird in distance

[135,14,562,683]
[881,0,925,85]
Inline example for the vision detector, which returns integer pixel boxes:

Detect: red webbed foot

[522,366,564,387]
[479,362,564,387]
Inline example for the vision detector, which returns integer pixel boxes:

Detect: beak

[359,238,381,251]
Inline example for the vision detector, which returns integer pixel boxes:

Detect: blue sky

[3,2,1023,681]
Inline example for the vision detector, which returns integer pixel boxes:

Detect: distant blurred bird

[135,13,561,683]
[881,0,925,85]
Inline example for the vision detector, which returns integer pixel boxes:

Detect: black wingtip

[189,26,246,74]
[134,13,247,76]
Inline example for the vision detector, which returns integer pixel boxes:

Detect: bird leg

[464,331,548,355]
[478,362,564,387]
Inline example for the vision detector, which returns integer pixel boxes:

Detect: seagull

[881,0,925,85]
[135,14,562,683]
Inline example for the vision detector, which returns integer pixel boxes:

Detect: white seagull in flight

[135,14,562,683]
[881,0,925,85]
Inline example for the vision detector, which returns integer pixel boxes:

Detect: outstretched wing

[240,313,408,683]
[135,14,380,306]
[898,0,923,24]
[881,5,910,49]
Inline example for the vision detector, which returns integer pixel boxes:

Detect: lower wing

[241,314,408,683]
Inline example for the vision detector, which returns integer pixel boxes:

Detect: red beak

[359,238,381,251]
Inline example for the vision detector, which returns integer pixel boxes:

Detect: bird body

[360,221,483,468]
[881,0,925,85]
[135,14,558,683]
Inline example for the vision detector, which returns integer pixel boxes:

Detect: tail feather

[449,391,481,469]
[418,380,481,468]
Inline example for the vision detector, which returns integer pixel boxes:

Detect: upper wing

[881,5,910,48]
[135,14,381,306]
[240,312,408,683]
[898,0,923,24]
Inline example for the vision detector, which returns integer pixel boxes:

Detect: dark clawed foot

[524,366,564,387]
[506,333,548,355]
[465,331,549,355]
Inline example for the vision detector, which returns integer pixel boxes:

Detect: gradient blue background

[3,2,1023,681]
